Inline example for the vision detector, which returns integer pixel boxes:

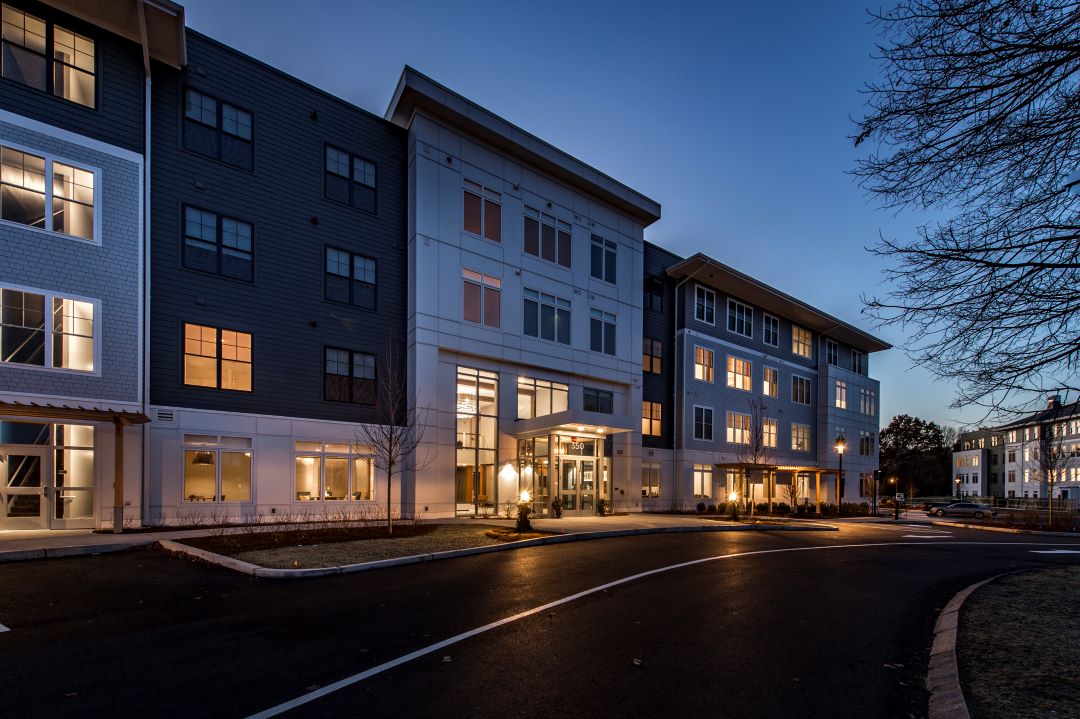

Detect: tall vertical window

[183,206,253,281]
[859,431,874,456]
[826,339,839,366]
[1,6,95,107]
[694,406,713,441]
[464,180,501,242]
[462,270,501,328]
[183,435,252,503]
[726,412,751,444]
[835,380,847,410]
[642,338,662,374]
[324,348,375,405]
[583,387,614,414]
[792,423,811,451]
[694,347,714,382]
[644,279,663,312]
[523,205,570,266]
[1,145,96,241]
[1,288,94,371]
[860,387,876,415]
[763,314,779,347]
[516,377,569,419]
[792,376,811,405]
[183,323,252,391]
[641,461,661,498]
[184,89,253,170]
[455,367,499,514]
[694,286,715,324]
[763,366,778,398]
[325,247,376,309]
[763,418,777,448]
[693,464,712,498]
[726,356,752,391]
[523,289,570,344]
[642,401,662,436]
[851,349,865,374]
[325,145,376,212]
[792,325,812,359]
[727,299,753,337]
[294,441,373,502]
[590,309,616,355]
[590,235,616,283]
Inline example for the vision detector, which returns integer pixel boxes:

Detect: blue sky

[178,0,982,429]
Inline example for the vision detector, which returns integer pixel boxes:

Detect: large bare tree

[735,398,777,513]
[854,1,1080,413]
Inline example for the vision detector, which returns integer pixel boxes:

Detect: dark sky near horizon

[177,0,983,429]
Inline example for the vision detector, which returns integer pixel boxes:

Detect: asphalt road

[2,520,1079,719]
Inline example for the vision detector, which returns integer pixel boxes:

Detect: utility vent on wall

[155,409,176,424]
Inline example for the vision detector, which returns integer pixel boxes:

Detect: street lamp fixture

[889,476,899,520]
[954,475,962,500]
[834,434,846,516]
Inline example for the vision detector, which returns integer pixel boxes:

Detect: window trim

[726,411,751,445]
[0,140,101,244]
[726,298,753,339]
[693,405,714,441]
[0,283,101,376]
[323,143,378,214]
[792,325,813,359]
[181,321,253,393]
[726,354,752,392]
[791,422,811,452]
[826,339,839,366]
[763,365,779,399]
[694,285,716,325]
[292,440,376,503]
[762,313,779,347]
[180,434,253,504]
[694,346,714,383]
[642,400,662,437]
[792,374,812,405]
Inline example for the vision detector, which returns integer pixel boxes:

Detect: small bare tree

[353,344,431,534]
[1041,410,1075,526]
[783,474,801,511]
[735,398,776,514]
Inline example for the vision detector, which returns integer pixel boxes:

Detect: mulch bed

[179,524,437,554]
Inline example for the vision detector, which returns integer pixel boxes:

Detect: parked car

[921,501,953,512]
[927,502,996,519]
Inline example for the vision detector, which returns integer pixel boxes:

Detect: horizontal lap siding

[642,241,679,450]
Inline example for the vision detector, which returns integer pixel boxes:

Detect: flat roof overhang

[42,0,186,70]
[0,400,149,425]
[509,410,635,440]
[667,254,892,354]
[386,66,661,227]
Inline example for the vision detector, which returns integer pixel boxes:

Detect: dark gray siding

[642,241,680,450]
[0,0,144,152]
[150,31,407,424]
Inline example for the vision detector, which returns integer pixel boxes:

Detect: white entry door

[0,447,49,530]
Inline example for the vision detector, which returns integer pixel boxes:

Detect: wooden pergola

[714,462,840,513]
[0,401,150,533]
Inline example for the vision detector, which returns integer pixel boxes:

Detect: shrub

[696,502,707,514]
[707,504,717,514]
[755,502,770,515]
[515,502,532,532]
[596,498,608,516]
[551,497,563,519]
[776,502,791,515]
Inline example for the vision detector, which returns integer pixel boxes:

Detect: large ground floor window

[456,366,498,515]
[294,441,373,501]
[183,434,251,502]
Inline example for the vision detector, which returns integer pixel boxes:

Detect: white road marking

[0,623,9,633]
[1030,549,1080,554]
[902,535,954,539]
[244,540,1080,719]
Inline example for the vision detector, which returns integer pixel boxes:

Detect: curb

[160,522,839,579]
[931,521,1080,537]
[0,539,155,563]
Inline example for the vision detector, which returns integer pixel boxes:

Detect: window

[792,376,811,405]
[183,323,251,391]
[859,431,874,456]
[727,356,752,391]
[182,206,253,281]
[763,418,777,448]
[325,247,376,310]
[763,366,778,398]
[523,289,571,344]
[463,180,502,242]
[727,299,753,338]
[462,270,501,328]
[1,145,96,241]
[860,388,876,416]
[324,348,375,405]
[826,339,839,366]
[324,145,376,213]
[642,338,662,374]
[693,464,712,498]
[523,205,570,266]
[694,406,713,441]
[642,461,661,498]
[835,380,847,410]
[642,401,662,436]
[590,235,616,283]
[1008,450,1016,463]
[1,6,95,107]
[590,309,616,355]
[694,286,715,324]
[1,287,94,371]
[726,412,751,445]
[792,325,812,358]
[694,347,714,382]
[763,314,779,347]
[644,279,663,312]
[792,423,811,452]
[182,434,251,503]
[583,387,614,414]
[517,377,568,419]
[455,367,499,514]
[184,89,253,170]
[851,349,865,374]
[294,440,374,502]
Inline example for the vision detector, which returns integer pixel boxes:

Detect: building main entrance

[518,434,610,517]
[0,422,96,531]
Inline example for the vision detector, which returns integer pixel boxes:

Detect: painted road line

[1030,549,1080,554]
[243,540,1080,719]
[902,535,954,539]
[0,623,9,633]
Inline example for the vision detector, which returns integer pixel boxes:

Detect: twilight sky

[177,0,982,430]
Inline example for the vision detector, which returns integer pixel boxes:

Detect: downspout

[137,0,153,527]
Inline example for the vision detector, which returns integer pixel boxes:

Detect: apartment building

[0,0,184,531]
[952,427,1005,497]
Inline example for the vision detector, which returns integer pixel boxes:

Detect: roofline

[385,66,661,226]
[41,0,187,69]
[666,252,892,353]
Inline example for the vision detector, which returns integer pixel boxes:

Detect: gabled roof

[665,253,891,353]
[42,1,186,69]
[994,399,1080,431]
[385,66,661,226]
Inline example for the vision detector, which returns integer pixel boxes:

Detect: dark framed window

[324,348,375,405]
[642,338,661,374]
[524,205,571,267]
[644,279,663,312]
[590,235,616,283]
[325,145,376,213]
[763,314,779,346]
[589,309,616,355]
[464,180,501,241]
[694,406,713,441]
[325,247,376,310]
[463,269,501,328]
[183,88,253,170]
[583,387,613,414]
[1,5,95,108]
[183,206,253,281]
[523,288,570,345]
[183,322,252,392]
[727,299,752,338]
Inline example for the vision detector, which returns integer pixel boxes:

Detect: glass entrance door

[1,447,49,530]
[559,458,596,515]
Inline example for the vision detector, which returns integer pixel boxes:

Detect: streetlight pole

[955,476,962,500]
[835,434,846,516]
[890,477,899,520]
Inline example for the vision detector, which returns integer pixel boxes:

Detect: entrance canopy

[510,409,635,439]
[0,400,149,425]
[714,462,838,475]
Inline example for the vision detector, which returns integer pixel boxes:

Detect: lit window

[0,288,94,371]
[1,5,46,91]
[462,269,501,328]
[516,377,569,419]
[293,441,374,502]
[589,309,616,355]
[763,366,778,398]
[693,464,712,498]
[694,286,715,324]
[727,356,752,391]
[523,288,571,345]
[1,145,96,240]
[183,323,251,391]
[835,380,847,410]
[1,7,96,107]
[465,180,501,242]
[325,247,376,309]
[763,314,779,347]
[694,346,714,382]
[726,412,751,444]
[642,401,662,436]
[644,279,663,312]
[642,461,661,498]
[642,338,662,374]
[727,299,752,338]
[184,89,253,170]
[694,406,713,441]
[590,235,616,283]
[763,418,777,448]
[324,348,375,405]
[182,434,252,503]
[523,205,570,266]
[792,423,811,451]
[792,376,811,405]
[325,145,376,212]
[792,325,812,358]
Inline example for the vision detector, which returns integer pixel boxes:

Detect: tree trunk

[387,462,393,535]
